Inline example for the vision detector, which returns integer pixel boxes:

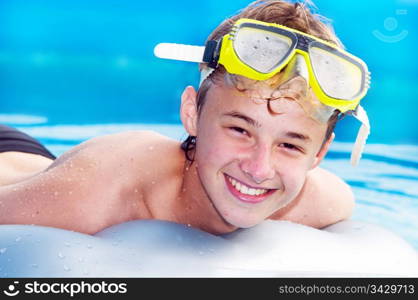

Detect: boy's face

[189,78,331,228]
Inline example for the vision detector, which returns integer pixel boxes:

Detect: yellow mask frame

[209,18,370,113]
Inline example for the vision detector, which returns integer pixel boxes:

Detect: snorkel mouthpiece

[154,43,205,63]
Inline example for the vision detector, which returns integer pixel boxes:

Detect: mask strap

[199,67,215,86]
[350,105,370,166]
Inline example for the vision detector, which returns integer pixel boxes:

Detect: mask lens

[309,44,364,100]
[233,27,293,73]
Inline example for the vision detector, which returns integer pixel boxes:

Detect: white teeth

[227,176,268,196]
[236,182,241,190]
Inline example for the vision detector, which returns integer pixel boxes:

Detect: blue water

[0,0,417,250]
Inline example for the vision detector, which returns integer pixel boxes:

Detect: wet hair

[181,0,344,162]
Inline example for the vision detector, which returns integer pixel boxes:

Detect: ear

[310,132,335,170]
[180,86,198,136]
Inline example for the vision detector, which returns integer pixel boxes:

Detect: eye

[229,127,249,136]
[279,143,299,151]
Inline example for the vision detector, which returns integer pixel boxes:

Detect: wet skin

[0,81,354,234]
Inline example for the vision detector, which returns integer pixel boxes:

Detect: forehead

[203,81,326,133]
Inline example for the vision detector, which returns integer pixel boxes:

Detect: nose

[239,144,275,184]
[282,54,310,85]
[269,54,309,105]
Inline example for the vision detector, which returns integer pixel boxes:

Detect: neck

[176,159,237,235]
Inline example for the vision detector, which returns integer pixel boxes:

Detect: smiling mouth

[224,174,278,203]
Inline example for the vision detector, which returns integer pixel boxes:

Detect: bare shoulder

[309,167,355,224]
[270,167,355,228]
[77,130,173,154]
[51,130,176,168]
[0,130,181,234]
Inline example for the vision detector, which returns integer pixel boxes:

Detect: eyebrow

[222,111,312,143]
[222,111,261,128]
[285,131,312,143]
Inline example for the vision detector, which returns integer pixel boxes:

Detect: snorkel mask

[154,18,371,166]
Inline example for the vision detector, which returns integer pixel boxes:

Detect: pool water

[4,117,417,251]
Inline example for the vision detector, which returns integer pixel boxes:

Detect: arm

[270,167,355,228]
[0,135,123,234]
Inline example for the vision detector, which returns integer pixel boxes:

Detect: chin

[221,213,263,229]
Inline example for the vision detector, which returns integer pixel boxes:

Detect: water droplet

[151,181,155,185]
[31,263,38,268]
[63,265,71,272]
[15,237,22,242]
[0,248,7,254]
[148,146,154,151]
[198,251,204,255]
[134,189,138,193]
[64,242,71,247]
[83,269,89,275]
[186,224,191,227]
[54,191,59,196]
[87,244,93,249]
[58,252,65,259]
[68,191,73,195]
[78,257,84,263]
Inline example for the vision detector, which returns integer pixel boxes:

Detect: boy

[0,0,370,235]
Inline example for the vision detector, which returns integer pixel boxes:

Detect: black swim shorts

[0,125,56,160]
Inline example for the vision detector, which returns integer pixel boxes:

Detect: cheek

[195,120,237,162]
[195,130,234,168]
[275,157,310,191]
